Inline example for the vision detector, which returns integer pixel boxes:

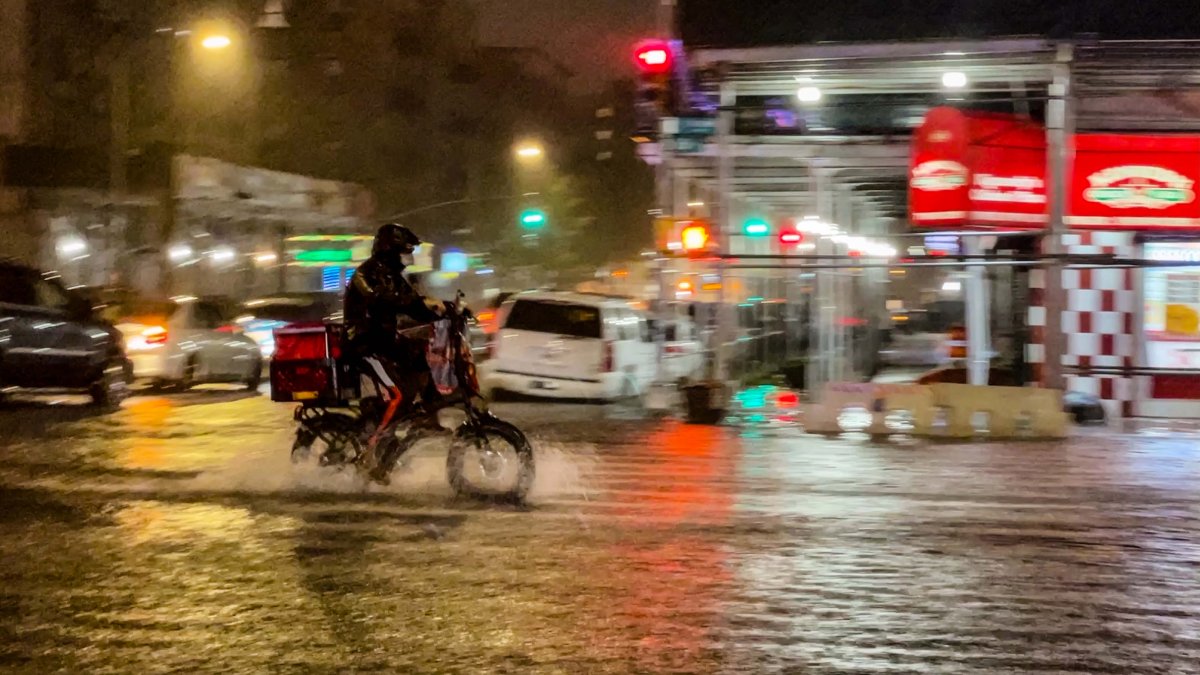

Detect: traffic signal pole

[714,78,736,383]
[653,137,673,385]
[651,1,676,388]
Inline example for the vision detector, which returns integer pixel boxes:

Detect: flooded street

[1,393,1199,673]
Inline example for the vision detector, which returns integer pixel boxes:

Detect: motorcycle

[271,295,535,503]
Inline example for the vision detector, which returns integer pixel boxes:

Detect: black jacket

[344,256,439,350]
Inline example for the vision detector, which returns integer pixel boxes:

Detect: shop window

[1144,242,1200,371]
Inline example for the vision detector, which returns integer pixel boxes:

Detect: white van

[479,292,656,401]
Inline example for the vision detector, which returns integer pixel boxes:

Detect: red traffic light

[779,230,803,245]
[634,40,672,75]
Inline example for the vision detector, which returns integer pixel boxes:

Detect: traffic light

[680,223,709,252]
[743,218,770,237]
[519,209,546,230]
[633,39,676,137]
[633,41,672,75]
[779,230,803,245]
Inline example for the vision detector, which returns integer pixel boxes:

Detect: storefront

[910,107,1200,418]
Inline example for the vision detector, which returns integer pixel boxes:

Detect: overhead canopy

[671,38,1200,232]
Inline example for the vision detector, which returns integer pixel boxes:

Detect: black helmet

[373,222,421,259]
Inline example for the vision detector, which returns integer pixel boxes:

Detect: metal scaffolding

[649,36,1200,399]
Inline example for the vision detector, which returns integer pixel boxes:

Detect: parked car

[238,293,342,357]
[478,292,657,401]
[112,296,262,390]
[649,317,706,382]
[0,261,131,406]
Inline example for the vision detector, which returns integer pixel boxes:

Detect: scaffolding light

[942,71,968,89]
[797,86,822,104]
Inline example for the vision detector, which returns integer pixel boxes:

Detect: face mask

[400,253,415,267]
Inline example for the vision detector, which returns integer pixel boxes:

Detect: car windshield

[504,300,602,339]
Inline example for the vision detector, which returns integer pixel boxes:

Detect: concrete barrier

[929,383,1070,439]
[802,382,934,435]
[802,382,1070,439]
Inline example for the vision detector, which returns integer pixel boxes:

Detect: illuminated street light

[942,71,968,89]
[515,144,544,160]
[201,34,232,50]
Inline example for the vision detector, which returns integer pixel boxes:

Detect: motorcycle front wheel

[447,417,535,504]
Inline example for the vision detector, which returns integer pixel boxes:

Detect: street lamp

[201,34,232,50]
[515,143,544,160]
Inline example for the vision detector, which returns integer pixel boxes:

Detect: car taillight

[143,326,168,345]
[664,345,684,354]
[601,340,615,373]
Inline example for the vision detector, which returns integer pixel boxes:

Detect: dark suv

[0,261,131,406]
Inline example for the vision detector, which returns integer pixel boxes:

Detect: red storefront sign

[910,108,1200,230]
[1067,134,1200,230]
[964,114,1048,227]
[909,107,970,227]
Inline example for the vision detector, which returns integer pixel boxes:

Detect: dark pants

[354,335,436,416]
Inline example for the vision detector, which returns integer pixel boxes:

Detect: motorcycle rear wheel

[292,413,364,468]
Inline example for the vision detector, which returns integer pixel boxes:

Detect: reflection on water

[2,396,1200,672]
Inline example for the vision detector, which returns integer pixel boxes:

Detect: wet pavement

[1,391,1199,673]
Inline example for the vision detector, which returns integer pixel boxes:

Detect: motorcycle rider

[343,222,444,482]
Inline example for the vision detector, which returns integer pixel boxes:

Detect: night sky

[475,0,1200,92]
[473,0,656,92]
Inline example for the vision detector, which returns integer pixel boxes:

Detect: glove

[424,298,446,316]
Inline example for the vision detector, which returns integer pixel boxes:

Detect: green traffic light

[743,218,770,237]
[520,209,547,230]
